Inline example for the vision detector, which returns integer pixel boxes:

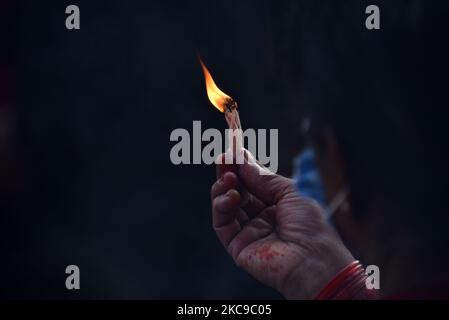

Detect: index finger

[215,153,238,179]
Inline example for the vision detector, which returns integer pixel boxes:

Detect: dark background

[0,0,309,298]
[3,0,445,299]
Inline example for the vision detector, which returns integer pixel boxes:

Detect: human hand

[211,150,354,299]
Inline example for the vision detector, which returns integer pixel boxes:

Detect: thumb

[237,149,293,205]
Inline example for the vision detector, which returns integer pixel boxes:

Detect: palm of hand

[230,181,327,294]
[212,152,352,298]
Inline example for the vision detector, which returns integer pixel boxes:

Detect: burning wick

[199,58,243,154]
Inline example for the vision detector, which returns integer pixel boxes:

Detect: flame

[199,58,233,113]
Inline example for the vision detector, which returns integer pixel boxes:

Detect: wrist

[314,260,379,300]
[281,232,355,299]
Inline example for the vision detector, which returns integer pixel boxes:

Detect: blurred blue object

[293,147,326,206]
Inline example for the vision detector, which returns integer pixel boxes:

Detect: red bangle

[315,260,374,300]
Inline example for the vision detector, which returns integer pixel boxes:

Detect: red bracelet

[315,260,377,300]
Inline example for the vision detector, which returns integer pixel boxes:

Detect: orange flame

[199,58,233,113]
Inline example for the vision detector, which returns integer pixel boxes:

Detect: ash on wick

[199,58,244,160]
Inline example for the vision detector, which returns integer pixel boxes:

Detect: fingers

[238,149,295,205]
[212,159,261,217]
[212,150,291,253]
[212,188,243,248]
[214,152,250,210]
[213,188,271,256]
[211,171,239,199]
[212,169,254,248]
[213,150,291,217]
[212,156,243,248]
[215,153,237,180]
[213,189,241,215]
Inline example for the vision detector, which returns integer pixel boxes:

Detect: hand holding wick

[211,149,354,299]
